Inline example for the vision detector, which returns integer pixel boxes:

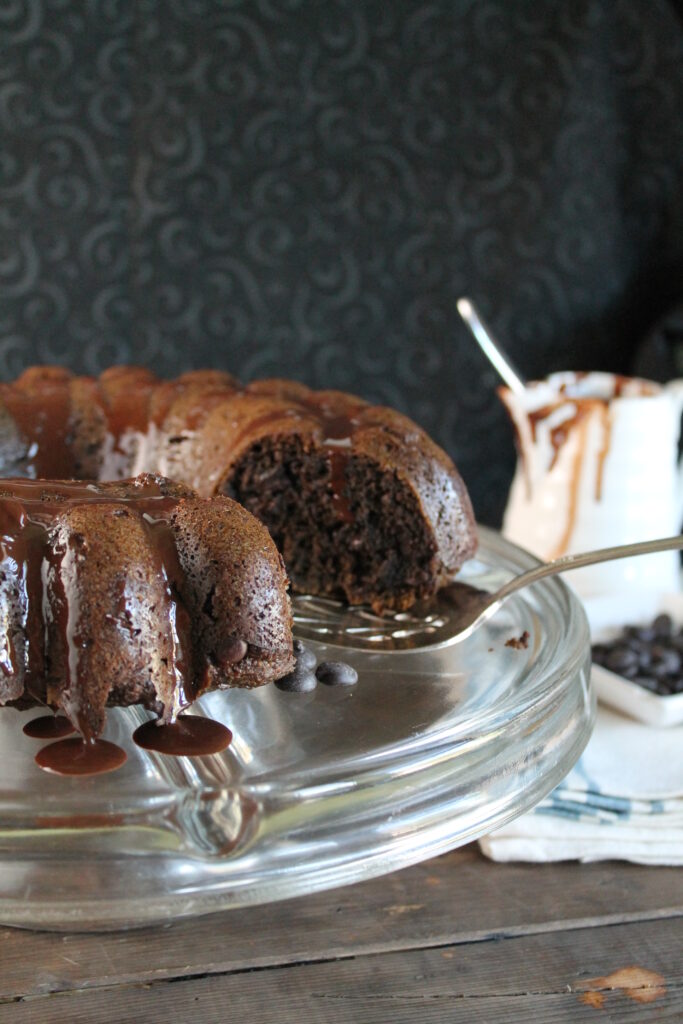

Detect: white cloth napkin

[479,705,683,865]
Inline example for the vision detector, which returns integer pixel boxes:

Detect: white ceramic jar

[499,372,683,605]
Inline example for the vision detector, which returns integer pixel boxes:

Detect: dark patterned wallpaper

[1,0,682,523]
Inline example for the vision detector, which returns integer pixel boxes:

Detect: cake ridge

[0,365,477,614]
[0,365,477,761]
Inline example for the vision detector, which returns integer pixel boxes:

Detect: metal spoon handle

[457,297,527,395]
[494,535,683,604]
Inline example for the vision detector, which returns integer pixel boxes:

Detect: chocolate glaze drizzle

[220,392,366,525]
[2,369,371,529]
[0,369,383,775]
[0,374,76,479]
[507,375,659,513]
[0,496,46,696]
[97,367,157,440]
[141,510,195,713]
[326,450,354,524]
[0,476,237,775]
[317,409,363,526]
[501,374,662,559]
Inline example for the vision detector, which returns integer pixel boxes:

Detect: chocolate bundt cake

[0,475,293,740]
[0,366,477,613]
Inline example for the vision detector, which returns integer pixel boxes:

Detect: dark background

[2,0,682,524]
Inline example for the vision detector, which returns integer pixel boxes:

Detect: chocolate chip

[653,613,673,639]
[315,661,358,687]
[293,639,317,671]
[651,645,681,675]
[631,675,660,693]
[657,679,678,695]
[626,624,656,643]
[605,646,639,675]
[592,612,683,696]
[591,644,609,665]
[217,638,248,665]
[275,667,317,693]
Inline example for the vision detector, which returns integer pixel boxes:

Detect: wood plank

[0,847,680,1001]
[2,918,680,1024]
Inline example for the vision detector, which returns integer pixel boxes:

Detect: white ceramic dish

[586,591,683,727]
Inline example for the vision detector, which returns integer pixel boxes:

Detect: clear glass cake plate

[0,527,594,931]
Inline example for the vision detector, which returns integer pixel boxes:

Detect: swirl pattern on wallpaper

[1,0,682,522]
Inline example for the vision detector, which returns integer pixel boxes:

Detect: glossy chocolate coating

[0,475,293,744]
[0,364,477,771]
[0,367,476,610]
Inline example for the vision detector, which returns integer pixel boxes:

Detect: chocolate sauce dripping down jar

[498,371,683,610]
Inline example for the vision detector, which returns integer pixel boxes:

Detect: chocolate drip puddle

[23,715,75,739]
[36,737,127,776]
[34,716,232,776]
[28,714,233,776]
[133,716,232,756]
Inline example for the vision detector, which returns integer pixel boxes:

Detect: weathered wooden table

[0,844,679,1022]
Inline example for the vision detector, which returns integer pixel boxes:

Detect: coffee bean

[293,639,317,671]
[275,667,317,693]
[315,661,359,687]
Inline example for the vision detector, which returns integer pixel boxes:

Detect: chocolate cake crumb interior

[228,438,442,613]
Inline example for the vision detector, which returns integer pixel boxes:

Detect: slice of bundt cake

[0,475,293,739]
[0,367,477,613]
